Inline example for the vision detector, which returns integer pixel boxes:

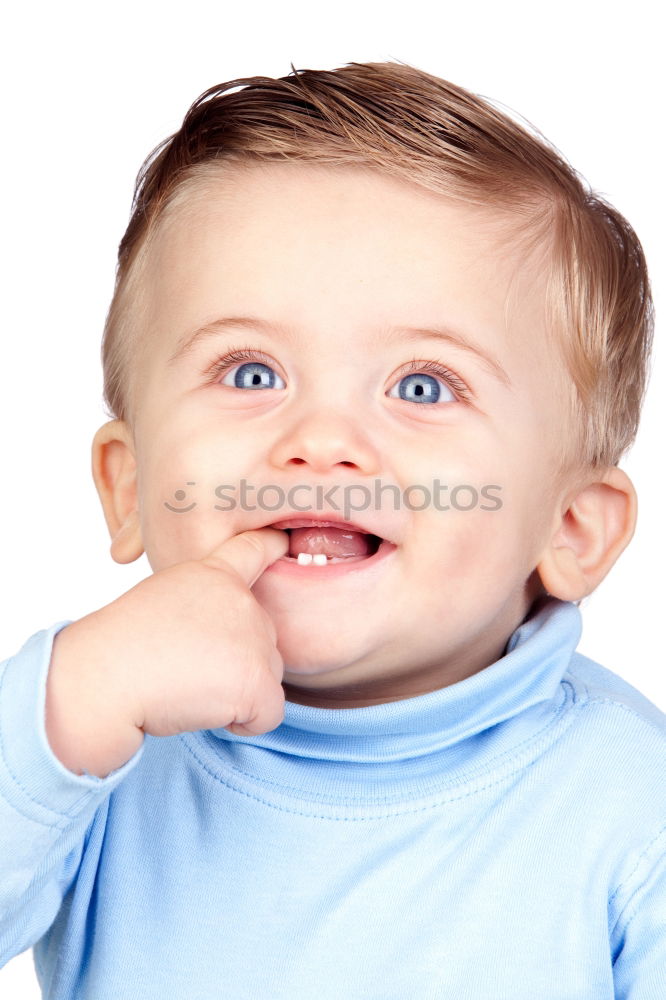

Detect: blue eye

[388,371,456,405]
[222,360,285,390]
[212,350,286,390]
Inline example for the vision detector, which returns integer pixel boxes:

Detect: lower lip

[264,538,398,580]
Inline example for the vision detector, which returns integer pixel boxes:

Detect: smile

[265,534,397,579]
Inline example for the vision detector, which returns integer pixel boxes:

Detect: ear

[91,419,144,564]
[536,467,637,602]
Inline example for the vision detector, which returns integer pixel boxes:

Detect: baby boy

[0,60,664,998]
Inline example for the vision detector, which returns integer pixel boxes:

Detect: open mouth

[278,527,384,565]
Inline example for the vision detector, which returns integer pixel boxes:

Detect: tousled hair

[101,59,654,468]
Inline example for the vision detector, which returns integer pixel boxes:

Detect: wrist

[46,618,142,778]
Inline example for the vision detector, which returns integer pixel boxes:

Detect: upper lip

[262,512,398,545]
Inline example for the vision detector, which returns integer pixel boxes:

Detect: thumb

[200,527,290,587]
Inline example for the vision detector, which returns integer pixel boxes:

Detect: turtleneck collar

[191,597,582,802]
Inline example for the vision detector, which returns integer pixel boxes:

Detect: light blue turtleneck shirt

[0,597,664,998]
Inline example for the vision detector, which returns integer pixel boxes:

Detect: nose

[267,408,382,476]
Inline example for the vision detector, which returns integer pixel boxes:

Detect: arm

[1,527,288,966]
[0,623,143,967]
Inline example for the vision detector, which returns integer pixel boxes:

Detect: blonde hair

[102,60,654,468]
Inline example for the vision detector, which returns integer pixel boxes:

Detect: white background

[1,0,663,993]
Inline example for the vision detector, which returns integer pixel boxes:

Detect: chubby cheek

[140,499,215,571]
[136,432,249,571]
[412,497,535,614]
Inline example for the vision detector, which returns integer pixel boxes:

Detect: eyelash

[202,344,472,402]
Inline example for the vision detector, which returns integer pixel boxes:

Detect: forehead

[153,161,518,269]
[143,161,549,346]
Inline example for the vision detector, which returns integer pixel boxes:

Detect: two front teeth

[295,552,339,565]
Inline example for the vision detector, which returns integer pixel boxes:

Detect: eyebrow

[167,314,512,389]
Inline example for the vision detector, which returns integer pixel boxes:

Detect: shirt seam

[179,683,584,817]
[575,689,666,924]
[584,693,666,933]
[607,823,666,923]
[179,735,540,819]
[192,683,574,803]
[577,694,666,744]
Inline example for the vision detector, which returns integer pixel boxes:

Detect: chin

[277,629,364,678]
[280,648,350,677]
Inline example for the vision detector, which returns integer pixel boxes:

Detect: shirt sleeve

[610,826,666,999]
[0,621,144,967]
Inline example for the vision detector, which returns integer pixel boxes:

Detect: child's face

[120,163,576,706]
